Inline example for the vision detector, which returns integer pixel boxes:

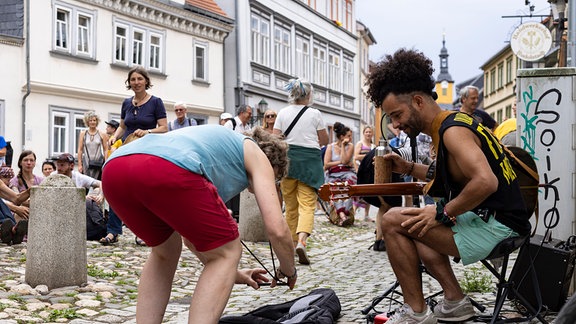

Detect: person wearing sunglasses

[261,110,277,134]
[168,101,197,131]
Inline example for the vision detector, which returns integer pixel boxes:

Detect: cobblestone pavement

[0,212,558,323]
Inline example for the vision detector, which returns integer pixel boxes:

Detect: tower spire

[435,34,455,107]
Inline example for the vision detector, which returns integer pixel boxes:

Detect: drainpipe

[568,2,576,67]
[234,1,242,109]
[21,0,31,150]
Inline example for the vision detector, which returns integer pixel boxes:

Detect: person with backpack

[365,49,531,324]
[223,104,252,132]
[168,101,197,131]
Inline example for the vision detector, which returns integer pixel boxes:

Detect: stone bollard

[26,174,87,289]
[238,189,267,242]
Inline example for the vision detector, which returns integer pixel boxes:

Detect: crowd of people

[0,52,532,323]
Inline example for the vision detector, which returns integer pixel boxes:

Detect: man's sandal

[99,233,118,245]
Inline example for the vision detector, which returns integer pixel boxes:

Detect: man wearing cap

[55,153,103,203]
[55,153,106,240]
[105,120,122,158]
[168,102,197,131]
[219,112,234,126]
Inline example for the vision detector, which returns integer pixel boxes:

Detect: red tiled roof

[185,0,228,18]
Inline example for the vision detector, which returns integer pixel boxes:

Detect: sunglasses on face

[175,109,185,112]
[265,114,276,118]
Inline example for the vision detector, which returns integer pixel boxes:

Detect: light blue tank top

[107,125,249,202]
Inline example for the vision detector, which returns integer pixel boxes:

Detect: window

[296,34,310,80]
[505,105,512,119]
[194,41,208,81]
[313,42,326,86]
[328,50,341,91]
[344,0,352,30]
[506,56,513,84]
[497,63,504,89]
[53,2,96,58]
[251,12,270,67]
[113,19,165,72]
[343,56,353,95]
[50,108,87,157]
[274,24,291,73]
[490,68,496,93]
[496,109,503,124]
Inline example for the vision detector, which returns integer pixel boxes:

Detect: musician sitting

[365,49,531,324]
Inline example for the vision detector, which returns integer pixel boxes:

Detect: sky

[355,0,553,84]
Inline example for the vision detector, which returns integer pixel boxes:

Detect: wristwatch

[147,129,152,134]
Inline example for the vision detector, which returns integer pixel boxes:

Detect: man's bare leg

[415,241,465,301]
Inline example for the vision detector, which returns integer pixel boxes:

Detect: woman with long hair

[9,150,43,194]
[273,78,329,265]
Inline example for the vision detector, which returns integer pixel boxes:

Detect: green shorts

[452,212,518,265]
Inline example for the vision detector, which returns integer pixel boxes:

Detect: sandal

[135,237,147,247]
[99,233,118,245]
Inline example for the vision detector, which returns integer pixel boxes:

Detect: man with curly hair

[366,49,530,324]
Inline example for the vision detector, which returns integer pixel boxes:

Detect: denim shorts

[452,211,518,265]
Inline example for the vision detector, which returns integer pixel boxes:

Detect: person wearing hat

[55,153,107,240]
[219,112,233,126]
[105,120,122,158]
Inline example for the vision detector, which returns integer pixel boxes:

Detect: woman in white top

[77,111,109,180]
[273,78,329,265]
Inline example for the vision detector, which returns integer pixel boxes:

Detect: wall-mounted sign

[510,22,553,62]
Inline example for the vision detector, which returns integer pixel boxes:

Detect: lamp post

[253,98,268,126]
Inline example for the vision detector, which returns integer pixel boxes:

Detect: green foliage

[87,264,119,279]
[460,266,493,293]
[48,308,81,321]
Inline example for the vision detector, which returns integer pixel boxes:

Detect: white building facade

[215,0,362,139]
[0,0,232,164]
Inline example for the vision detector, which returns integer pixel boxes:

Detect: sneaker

[0,219,14,244]
[433,296,475,322]
[295,241,310,265]
[387,304,437,324]
[12,220,28,245]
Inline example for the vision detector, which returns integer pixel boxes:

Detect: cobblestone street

[0,212,558,323]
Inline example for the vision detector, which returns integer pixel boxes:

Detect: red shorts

[102,154,239,251]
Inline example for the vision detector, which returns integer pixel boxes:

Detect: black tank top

[433,112,531,235]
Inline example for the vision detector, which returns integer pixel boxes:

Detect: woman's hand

[12,205,29,220]
[236,268,269,289]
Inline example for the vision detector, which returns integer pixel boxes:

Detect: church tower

[435,35,454,109]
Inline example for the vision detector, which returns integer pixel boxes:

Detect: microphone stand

[410,135,419,207]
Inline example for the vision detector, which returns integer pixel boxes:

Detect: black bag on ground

[219,288,341,323]
[86,200,107,240]
[356,148,403,208]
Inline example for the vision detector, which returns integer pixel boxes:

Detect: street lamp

[253,98,268,126]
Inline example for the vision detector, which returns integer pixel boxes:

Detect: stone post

[238,189,267,242]
[26,174,87,289]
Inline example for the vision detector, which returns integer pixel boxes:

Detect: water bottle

[374,138,392,183]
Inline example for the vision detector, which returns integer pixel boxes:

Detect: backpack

[219,288,341,324]
[86,200,107,240]
[231,118,237,130]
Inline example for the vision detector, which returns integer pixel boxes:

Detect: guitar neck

[318,182,426,201]
[349,182,426,197]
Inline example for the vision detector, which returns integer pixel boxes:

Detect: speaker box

[508,234,576,312]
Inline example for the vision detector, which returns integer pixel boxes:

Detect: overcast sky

[356,0,553,84]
